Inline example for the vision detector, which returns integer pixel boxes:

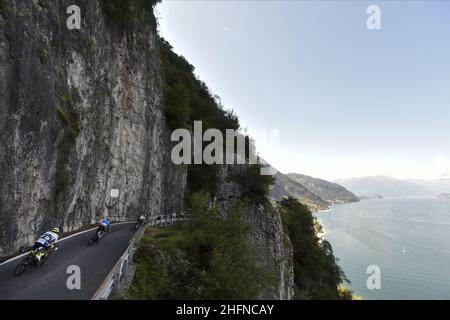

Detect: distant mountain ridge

[287,173,360,204]
[270,171,450,211]
[408,178,450,195]
[271,173,329,211]
[270,171,359,212]
[335,176,450,198]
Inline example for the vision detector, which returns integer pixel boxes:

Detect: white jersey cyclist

[33,228,60,250]
[32,228,60,261]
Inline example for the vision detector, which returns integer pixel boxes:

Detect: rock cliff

[0,0,185,256]
[216,164,294,300]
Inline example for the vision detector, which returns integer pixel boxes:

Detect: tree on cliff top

[100,0,161,28]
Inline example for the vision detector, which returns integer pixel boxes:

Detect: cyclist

[32,227,60,261]
[137,214,147,226]
[98,217,111,233]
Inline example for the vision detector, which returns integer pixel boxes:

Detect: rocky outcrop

[216,164,294,300]
[0,0,186,256]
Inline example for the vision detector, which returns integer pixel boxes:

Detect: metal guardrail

[147,215,190,227]
[91,228,139,300]
[91,215,190,300]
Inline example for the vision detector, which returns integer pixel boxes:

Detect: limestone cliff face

[0,0,186,256]
[216,164,295,300]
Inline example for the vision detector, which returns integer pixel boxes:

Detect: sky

[155,0,450,180]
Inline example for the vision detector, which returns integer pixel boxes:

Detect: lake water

[317,198,450,299]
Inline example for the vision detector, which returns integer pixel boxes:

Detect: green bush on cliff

[185,164,221,199]
[0,0,11,14]
[165,82,191,130]
[277,197,352,300]
[100,0,161,28]
[55,89,80,197]
[235,164,275,206]
[129,193,273,299]
[57,108,80,136]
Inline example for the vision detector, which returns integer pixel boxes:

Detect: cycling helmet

[52,227,60,234]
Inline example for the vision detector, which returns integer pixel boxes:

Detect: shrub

[0,0,11,14]
[55,169,74,193]
[338,286,355,300]
[54,90,80,198]
[57,108,80,136]
[277,197,350,299]
[235,164,275,205]
[100,0,161,28]
[130,193,274,299]
[165,82,191,130]
[186,164,221,200]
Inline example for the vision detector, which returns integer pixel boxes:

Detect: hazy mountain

[270,171,360,211]
[408,179,450,195]
[271,173,329,211]
[336,176,436,198]
[287,173,359,204]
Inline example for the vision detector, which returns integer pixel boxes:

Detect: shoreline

[316,220,327,239]
[316,208,331,214]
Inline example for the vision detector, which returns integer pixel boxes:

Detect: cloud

[432,155,450,178]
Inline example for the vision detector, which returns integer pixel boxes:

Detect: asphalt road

[0,222,135,300]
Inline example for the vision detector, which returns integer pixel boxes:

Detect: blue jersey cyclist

[98,217,111,233]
